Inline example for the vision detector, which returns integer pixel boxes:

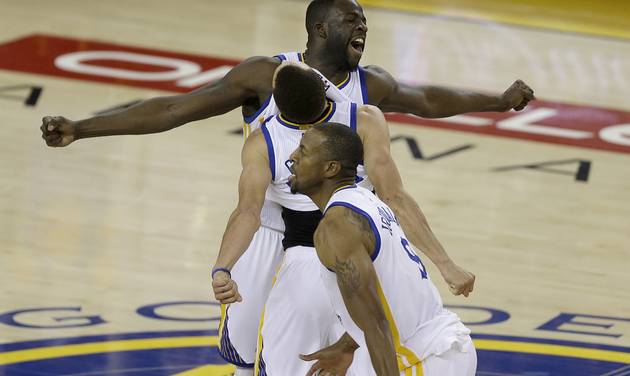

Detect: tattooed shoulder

[345,209,376,244]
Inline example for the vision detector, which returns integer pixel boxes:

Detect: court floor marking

[1,333,629,366]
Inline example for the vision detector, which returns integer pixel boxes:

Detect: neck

[308,178,356,212]
[281,101,332,125]
[303,44,350,85]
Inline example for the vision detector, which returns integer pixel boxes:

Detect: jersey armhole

[260,120,276,181]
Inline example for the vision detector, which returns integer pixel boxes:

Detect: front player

[291,123,476,375]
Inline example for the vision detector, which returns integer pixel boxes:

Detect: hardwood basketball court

[1,1,629,374]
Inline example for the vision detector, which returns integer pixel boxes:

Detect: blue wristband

[212,267,231,279]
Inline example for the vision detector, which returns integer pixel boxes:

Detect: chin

[346,50,363,69]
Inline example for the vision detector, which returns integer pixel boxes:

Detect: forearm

[214,208,261,271]
[74,96,190,138]
[364,322,399,375]
[384,191,452,267]
[417,86,505,118]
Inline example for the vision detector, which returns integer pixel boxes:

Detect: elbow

[233,206,262,227]
[378,189,405,209]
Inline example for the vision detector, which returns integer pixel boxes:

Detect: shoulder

[362,65,397,86]
[357,104,384,119]
[315,205,376,259]
[361,65,398,105]
[239,55,282,69]
[356,104,388,136]
[242,129,269,160]
[224,56,281,88]
[316,207,355,242]
[317,206,371,243]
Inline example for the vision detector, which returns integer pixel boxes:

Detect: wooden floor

[1,0,629,374]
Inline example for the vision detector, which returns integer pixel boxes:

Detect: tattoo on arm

[345,210,376,244]
[335,256,361,297]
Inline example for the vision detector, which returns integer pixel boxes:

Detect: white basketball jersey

[243,52,369,232]
[321,186,466,369]
[243,51,370,137]
[262,101,373,211]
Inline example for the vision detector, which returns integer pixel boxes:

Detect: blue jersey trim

[358,66,369,104]
[274,54,287,62]
[350,102,358,132]
[261,120,276,181]
[243,94,272,124]
[326,200,382,261]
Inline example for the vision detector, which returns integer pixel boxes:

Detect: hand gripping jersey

[321,186,471,371]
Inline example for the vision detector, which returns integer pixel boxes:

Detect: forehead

[301,129,326,152]
[330,0,364,17]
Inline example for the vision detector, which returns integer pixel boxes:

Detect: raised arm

[211,129,271,304]
[314,207,399,376]
[41,56,279,146]
[357,105,474,297]
[364,65,535,118]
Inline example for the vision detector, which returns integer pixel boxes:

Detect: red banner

[1,34,629,154]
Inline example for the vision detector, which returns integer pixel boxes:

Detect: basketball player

[291,122,476,375]
[212,62,474,375]
[41,1,533,373]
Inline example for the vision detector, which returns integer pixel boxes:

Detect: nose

[357,21,367,33]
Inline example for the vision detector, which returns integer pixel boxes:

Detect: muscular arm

[365,65,534,118]
[43,56,279,143]
[211,130,270,303]
[358,105,474,296]
[315,208,399,376]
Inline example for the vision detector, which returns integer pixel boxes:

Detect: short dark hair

[273,63,327,123]
[312,122,363,177]
[305,0,337,36]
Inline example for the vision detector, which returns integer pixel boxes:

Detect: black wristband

[211,267,231,279]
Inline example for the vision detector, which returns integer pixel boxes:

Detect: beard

[289,175,298,194]
[325,34,355,70]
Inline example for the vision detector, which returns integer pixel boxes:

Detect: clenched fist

[499,80,535,112]
[41,116,77,147]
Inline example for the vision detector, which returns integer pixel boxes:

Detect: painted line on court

[1,334,629,366]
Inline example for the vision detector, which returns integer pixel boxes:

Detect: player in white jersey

[289,122,476,375]
[213,62,475,375]
[216,50,369,370]
[41,1,533,373]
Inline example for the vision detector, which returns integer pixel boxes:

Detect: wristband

[212,267,231,279]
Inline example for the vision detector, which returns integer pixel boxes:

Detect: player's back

[321,186,470,368]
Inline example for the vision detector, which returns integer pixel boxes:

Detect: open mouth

[350,37,365,54]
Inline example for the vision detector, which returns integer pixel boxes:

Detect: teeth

[354,38,364,44]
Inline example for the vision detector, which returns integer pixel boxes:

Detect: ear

[315,22,328,39]
[323,160,342,178]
